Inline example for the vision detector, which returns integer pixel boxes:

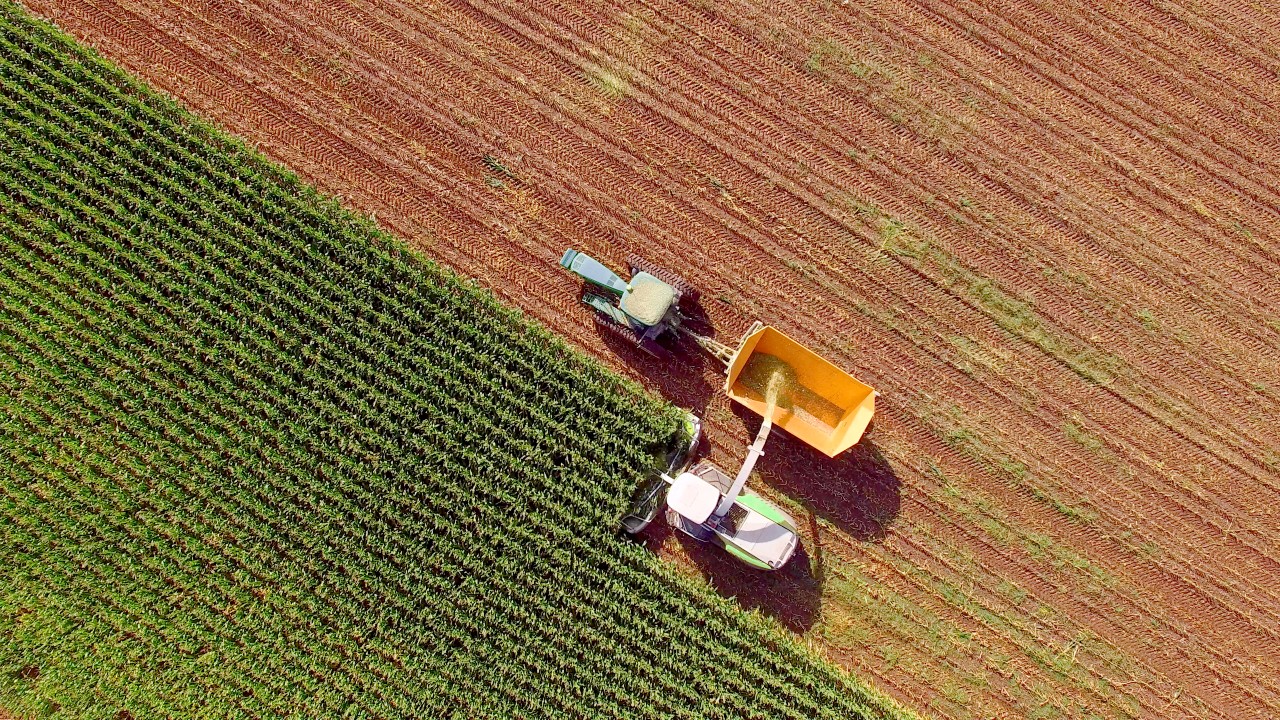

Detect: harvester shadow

[730,405,901,543]
[641,521,822,633]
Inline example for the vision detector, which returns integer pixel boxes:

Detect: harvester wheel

[627,254,700,305]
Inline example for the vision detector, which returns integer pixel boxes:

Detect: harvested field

[17,0,1280,718]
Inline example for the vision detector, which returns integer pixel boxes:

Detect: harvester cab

[560,249,877,571]
[559,249,695,357]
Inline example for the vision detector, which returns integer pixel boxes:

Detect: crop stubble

[21,0,1279,717]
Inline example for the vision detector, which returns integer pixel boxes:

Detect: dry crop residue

[28,0,1280,717]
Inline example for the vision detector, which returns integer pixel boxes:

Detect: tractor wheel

[593,313,639,343]
[595,315,670,359]
[627,254,700,305]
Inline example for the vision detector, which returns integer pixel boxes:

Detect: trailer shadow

[639,521,823,634]
[731,404,902,542]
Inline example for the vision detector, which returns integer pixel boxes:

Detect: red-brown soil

[21,0,1280,718]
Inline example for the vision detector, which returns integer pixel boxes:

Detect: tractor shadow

[592,304,719,421]
[640,520,822,633]
[731,404,901,542]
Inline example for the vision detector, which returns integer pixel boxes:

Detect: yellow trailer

[724,324,876,458]
[694,322,876,458]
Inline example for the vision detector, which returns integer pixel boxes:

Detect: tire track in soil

[927,0,1280,265]
[773,0,1280,302]
[665,0,1280,556]
[1147,0,1280,74]
[1054,0,1280,120]
[935,0,1280,214]
[609,0,1280,481]
[20,0,1280,718]
[499,0,1280,530]
[774,0,1280,362]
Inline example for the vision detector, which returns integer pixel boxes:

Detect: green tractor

[558,249,697,357]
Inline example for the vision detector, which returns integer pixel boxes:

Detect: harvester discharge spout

[715,412,773,517]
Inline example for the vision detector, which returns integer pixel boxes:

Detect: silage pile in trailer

[737,352,845,429]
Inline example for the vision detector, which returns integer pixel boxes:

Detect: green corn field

[0,4,909,719]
